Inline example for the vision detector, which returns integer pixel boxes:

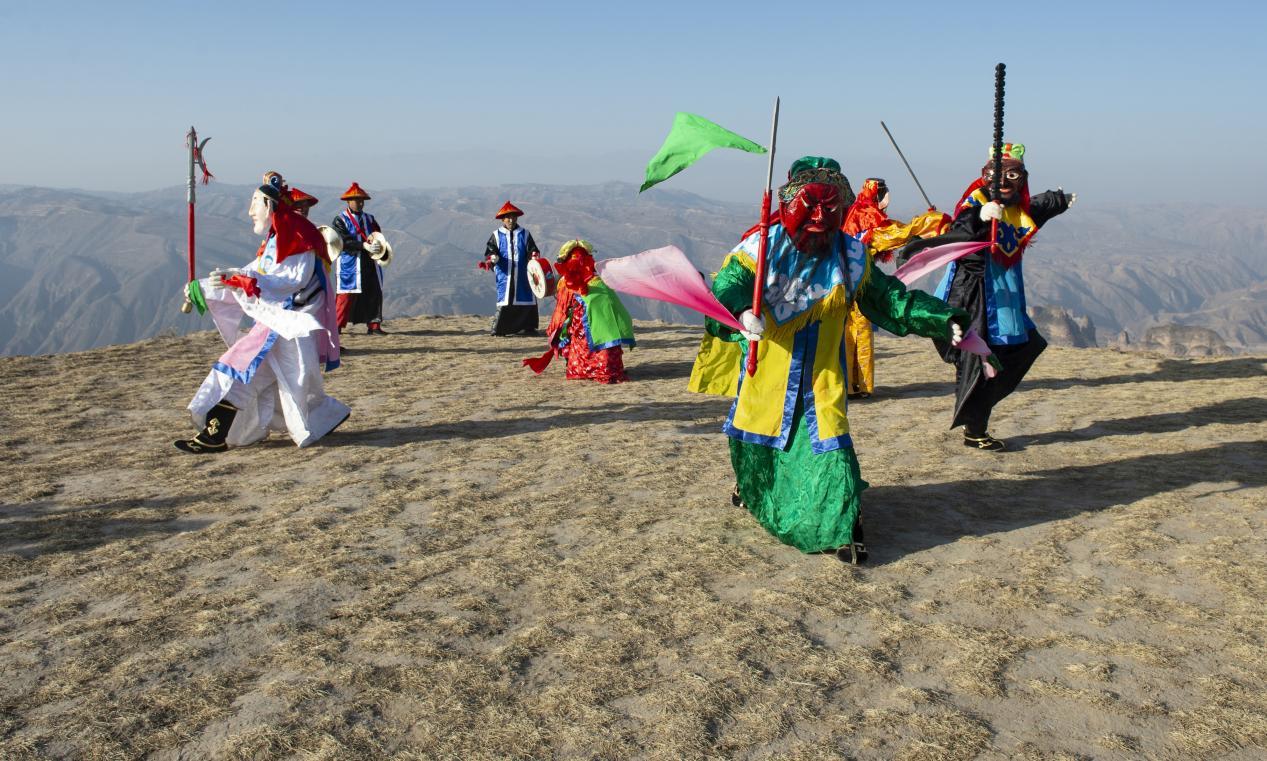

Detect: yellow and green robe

[707,227,964,553]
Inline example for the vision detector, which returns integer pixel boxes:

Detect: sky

[2,1,1265,208]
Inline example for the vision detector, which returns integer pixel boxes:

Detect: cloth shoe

[174,402,237,454]
[963,433,1006,451]
[835,517,868,565]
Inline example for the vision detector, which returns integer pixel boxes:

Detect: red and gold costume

[524,240,636,383]
[840,178,952,396]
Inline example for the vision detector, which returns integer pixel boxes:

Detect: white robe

[187,240,350,448]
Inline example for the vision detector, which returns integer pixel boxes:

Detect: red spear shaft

[745,97,780,377]
[182,126,212,313]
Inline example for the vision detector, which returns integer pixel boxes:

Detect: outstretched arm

[1029,189,1074,227]
[705,256,755,341]
[857,267,968,341]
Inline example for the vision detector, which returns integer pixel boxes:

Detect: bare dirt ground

[2,315,1265,760]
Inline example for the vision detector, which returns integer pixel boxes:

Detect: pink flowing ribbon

[595,245,742,330]
[894,241,990,285]
[891,240,1000,377]
[956,329,1001,378]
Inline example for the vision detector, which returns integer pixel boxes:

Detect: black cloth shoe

[835,517,868,565]
[963,434,1006,451]
[730,485,746,510]
[175,402,237,454]
[367,324,388,335]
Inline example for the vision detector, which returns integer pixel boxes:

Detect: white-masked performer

[175,172,350,453]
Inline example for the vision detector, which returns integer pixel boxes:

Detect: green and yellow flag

[640,113,766,193]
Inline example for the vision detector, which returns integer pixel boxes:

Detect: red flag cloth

[522,349,555,374]
[220,274,261,298]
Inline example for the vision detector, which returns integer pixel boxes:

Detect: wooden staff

[990,63,1006,255]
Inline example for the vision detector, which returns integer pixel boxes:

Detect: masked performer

[482,202,542,335]
[841,178,953,398]
[333,182,388,335]
[707,157,968,562]
[920,144,1075,451]
[176,172,349,453]
[523,240,636,383]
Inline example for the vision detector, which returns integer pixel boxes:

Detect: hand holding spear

[181,126,213,314]
[744,97,780,377]
[990,63,1005,255]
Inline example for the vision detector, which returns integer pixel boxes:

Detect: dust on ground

[2,315,1265,760]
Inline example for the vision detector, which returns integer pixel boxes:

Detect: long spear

[990,64,1006,255]
[879,120,936,210]
[745,96,780,377]
[181,126,213,313]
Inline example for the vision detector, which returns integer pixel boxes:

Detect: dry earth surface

[2,315,1265,760]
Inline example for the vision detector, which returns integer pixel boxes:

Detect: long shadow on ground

[632,360,698,381]
[1011,397,1267,449]
[866,439,1267,565]
[390,328,479,337]
[327,399,733,447]
[342,344,529,356]
[882,356,1267,400]
[0,495,213,558]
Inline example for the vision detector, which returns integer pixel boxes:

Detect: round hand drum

[526,257,557,299]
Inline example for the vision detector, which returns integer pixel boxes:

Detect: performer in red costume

[524,240,636,383]
[840,178,951,397]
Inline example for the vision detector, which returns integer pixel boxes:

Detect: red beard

[555,248,597,293]
[781,183,844,252]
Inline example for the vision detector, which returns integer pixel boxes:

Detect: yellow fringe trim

[725,248,873,340]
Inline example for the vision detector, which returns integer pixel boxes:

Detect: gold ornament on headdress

[779,167,855,207]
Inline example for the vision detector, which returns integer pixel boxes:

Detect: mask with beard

[780,183,845,253]
[981,157,1028,207]
[555,241,597,293]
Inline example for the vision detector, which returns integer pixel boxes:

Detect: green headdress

[779,155,855,206]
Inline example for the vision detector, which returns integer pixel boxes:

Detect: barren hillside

[2,318,1265,759]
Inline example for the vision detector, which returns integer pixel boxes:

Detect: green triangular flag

[640,112,766,193]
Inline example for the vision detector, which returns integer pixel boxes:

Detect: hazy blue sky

[2,1,1264,207]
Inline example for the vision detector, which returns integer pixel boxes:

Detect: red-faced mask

[780,183,844,252]
[555,247,596,292]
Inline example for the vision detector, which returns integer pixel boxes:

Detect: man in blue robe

[482,201,541,336]
[333,182,388,335]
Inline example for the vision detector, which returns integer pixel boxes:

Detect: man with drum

[482,201,542,336]
[333,182,390,336]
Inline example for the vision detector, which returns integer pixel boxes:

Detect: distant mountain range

[1,183,1265,355]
